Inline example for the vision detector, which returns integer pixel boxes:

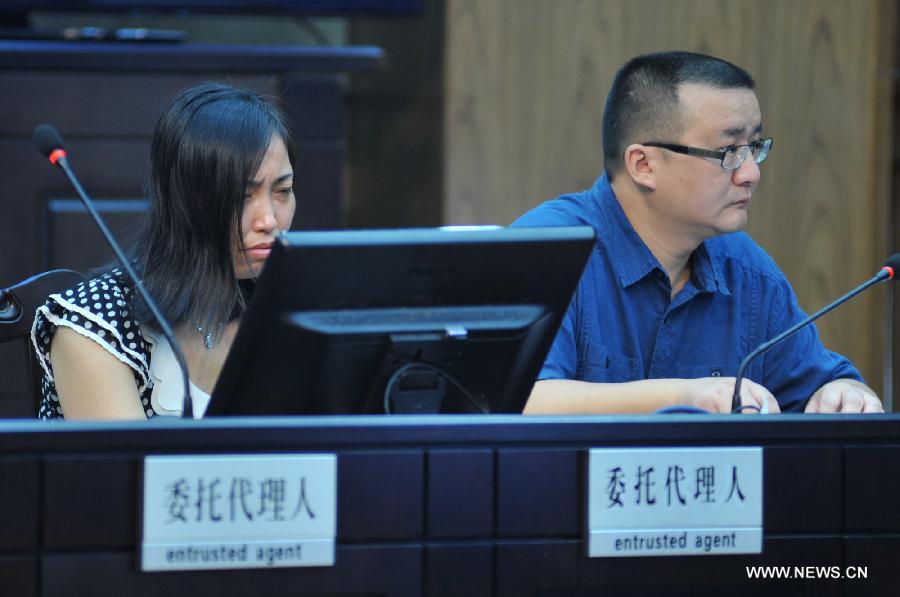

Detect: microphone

[731,254,900,413]
[33,124,194,419]
[0,287,21,322]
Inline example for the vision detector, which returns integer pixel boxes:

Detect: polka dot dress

[31,269,157,420]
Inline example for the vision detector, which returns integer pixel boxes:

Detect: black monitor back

[207,226,594,416]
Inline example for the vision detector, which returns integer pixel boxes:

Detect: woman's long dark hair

[130,82,295,335]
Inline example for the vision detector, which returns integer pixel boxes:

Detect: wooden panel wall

[443,0,896,403]
[347,0,445,228]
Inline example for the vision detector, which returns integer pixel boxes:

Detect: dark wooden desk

[0,40,383,417]
[0,414,898,596]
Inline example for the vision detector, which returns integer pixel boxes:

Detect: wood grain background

[441,0,896,404]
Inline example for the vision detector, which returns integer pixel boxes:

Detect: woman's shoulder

[32,268,151,389]
[38,270,134,328]
[33,268,155,420]
[60,268,133,304]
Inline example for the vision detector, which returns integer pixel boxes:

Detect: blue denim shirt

[511,173,862,412]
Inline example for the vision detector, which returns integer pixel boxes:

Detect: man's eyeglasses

[643,138,773,170]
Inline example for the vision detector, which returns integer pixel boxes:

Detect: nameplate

[141,454,337,571]
[587,447,762,557]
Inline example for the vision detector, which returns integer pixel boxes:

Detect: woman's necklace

[193,321,223,350]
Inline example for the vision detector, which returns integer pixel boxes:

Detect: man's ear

[622,143,657,191]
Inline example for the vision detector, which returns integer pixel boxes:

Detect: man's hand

[676,377,780,414]
[805,379,883,413]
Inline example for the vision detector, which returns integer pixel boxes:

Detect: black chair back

[0,269,85,416]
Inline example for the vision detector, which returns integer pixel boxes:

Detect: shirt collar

[691,242,731,296]
[592,173,730,296]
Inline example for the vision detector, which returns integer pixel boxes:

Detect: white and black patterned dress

[31,269,208,420]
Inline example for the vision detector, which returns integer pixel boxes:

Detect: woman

[32,82,297,420]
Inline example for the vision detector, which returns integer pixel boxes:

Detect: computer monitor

[0,0,424,17]
[207,226,594,416]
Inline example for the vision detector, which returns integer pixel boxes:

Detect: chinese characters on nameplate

[141,454,337,571]
[587,447,762,557]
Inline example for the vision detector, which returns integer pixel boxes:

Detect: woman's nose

[250,195,277,232]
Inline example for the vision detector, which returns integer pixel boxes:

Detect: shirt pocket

[674,364,740,379]
[581,343,639,382]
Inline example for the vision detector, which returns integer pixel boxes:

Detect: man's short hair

[602,51,755,179]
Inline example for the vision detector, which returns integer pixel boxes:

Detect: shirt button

[711,368,721,377]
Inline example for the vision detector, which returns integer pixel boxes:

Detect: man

[512,51,881,414]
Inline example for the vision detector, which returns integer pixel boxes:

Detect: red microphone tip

[882,266,895,280]
[48,148,67,165]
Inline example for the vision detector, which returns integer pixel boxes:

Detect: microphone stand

[731,268,892,413]
[55,156,194,419]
